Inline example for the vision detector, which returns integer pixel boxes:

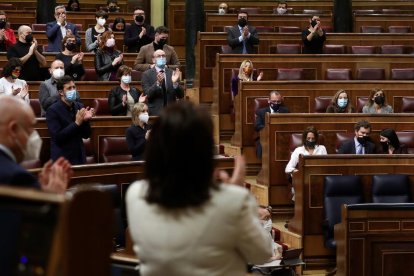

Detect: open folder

[255,248,304,268]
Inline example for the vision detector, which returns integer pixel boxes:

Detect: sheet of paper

[255,259,281,267]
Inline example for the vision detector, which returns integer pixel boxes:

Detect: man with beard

[133,26,180,72]
[124,6,155,53]
[227,11,259,54]
[338,120,377,154]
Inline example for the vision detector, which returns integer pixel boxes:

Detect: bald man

[6,25,47,81]
[141,49,184,116]
[0,95,71,192]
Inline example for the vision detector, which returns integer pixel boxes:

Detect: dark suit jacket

[141,67,184,116]
[255,106,290,132]
[46,21,81,52]
[227,25,259,54]
[125,124,151,161]
[108,86,141,116]
[95,48,123,81]
[46,99,91,165]
[338,139,376,154]
[0,150,40,189]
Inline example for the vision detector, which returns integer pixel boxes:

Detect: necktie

[159,70,167,106]
[357,144,363,155]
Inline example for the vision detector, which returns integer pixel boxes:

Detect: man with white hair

[7,25,47,81]
[46,5,81,52]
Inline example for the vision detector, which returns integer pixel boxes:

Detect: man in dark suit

[46,5,81,52]
[255,91,289,157]
[338,120,377,154]
[46,75,93,165]
[141,49,184,116]
[227,11,259,54]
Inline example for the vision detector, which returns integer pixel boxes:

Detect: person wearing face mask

[85,10,110,53]
[124,7,155,53]
[125,102,151,161]
[379,128,408,154]
[66,0,80,12]
[218,3,228,15]
[108,65,146,116]
[0,95,71,191]
[112,17,126,32]
[46,75,94,165]
[285,126,327,200]
[338,120,377,154]
[227,11,259,54]
[133,26,180,72]
[257,206,283,262]
[274,1,289,15]
[39,59,80,116]
[95,30,124,81]
[0,10,16,52]
[0,58,30,104]
[46,5,81,52]
[302,15,326,54]
[141,49,184,116]
[7,25,47,81]
[326,89,355,113]
[56,34,85,81]
[362,88,393,114]
[231,59,263,98]
[107,0,120,13]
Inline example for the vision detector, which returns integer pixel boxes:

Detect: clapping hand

[39,157,73,194]
[12,86,21,96]
[171,68,181,83]
[122,94,127,106]
[138,93,147,103]
[112,54,123,66]
[83,107,94,121]
[156,71,165,85]
[242,26,249,38]
[214,155,246,186]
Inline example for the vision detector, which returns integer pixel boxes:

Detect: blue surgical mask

[121,75,131,84]
[156,57,166,69]
[65,89,77,102]
[337,98,348,108]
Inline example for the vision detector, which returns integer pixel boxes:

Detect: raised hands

[75,107,95,125]
[112,53,124,66]
[139,26,147,38]
[39,157,73,194]
[171,68,181,83]
[214,155,246,186]
[138,93,147,103]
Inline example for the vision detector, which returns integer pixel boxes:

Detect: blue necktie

[357,144,363,154]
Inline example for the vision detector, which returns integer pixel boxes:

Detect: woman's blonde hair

[131,102,147,125]
[238,59,254,80]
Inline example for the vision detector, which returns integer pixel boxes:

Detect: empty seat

[335,132,355,153]
[276,68,304,80]
[323,175,363,248]
[302,9,323,14]
[351,45,377,54]
[353,9,379,15]
[255,26,274,33]
[356,68,385,80]
[356,97,368,113]
[131,70,142,81]
[323,45,346,54]
[83,138,96,164]
[380,45,405,54]
[388,26,412,33]
[82,68,98,81]
[91,98,110,116]
[396,131,414,153]
[221,45,232,54]
[0,4,15,10]
[99,136,132,163]
[401,97,414,113]
[360,26,383,33]
[275,44,301,54]
[278,26,301,33]
[381,9,401,14]
[239,7,261,14]
[372,174,411,203]
[314,96,333,113]
[325,68,352,80]
[31,23,46,31]
[29,99,41,117]
[391,68,414,80]
[223,26,233,32]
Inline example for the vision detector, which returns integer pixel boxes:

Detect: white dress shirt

[285,145,328,173]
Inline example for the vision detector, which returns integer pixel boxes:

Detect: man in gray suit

[141,49,184,116]
[227,11,259,54]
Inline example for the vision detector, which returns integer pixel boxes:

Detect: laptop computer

[280,248,304,266]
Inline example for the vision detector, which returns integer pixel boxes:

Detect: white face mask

[218,8,226,14]
[121,75,131,84]
[97,18,106,26]
[139,112,149,124]
[16,127,42,162]
[263,218,273,233]
[105,38,115,48]
[277,7,287,15]
[52,68,65,79]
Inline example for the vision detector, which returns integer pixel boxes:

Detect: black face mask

[311,20,317,28]
[374,96,385,105]
[109,6,118,12]
[25,34,33,44]
[135,15,144,23]
[357,136,370,146]
[0,20,6,29]
[238,18,247,28]
[305,140,316,148]
[381,141,389,152]
[66,42,76,51]
[270,103,280,111]
[158,38,167,47]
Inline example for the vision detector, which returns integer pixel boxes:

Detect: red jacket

[1,28,16,49]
